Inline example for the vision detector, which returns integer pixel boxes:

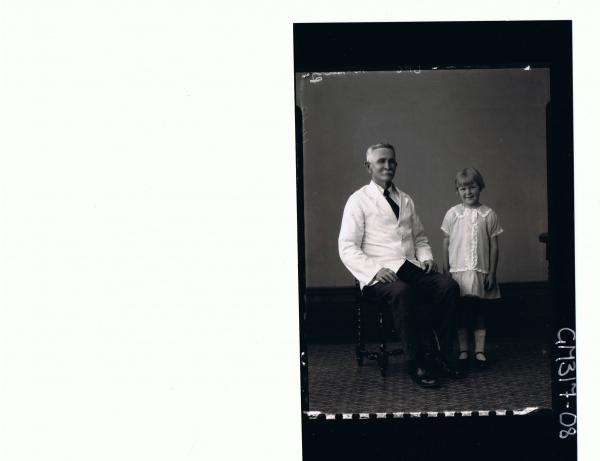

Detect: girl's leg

[456,297,471,360]
[473,300,487,362]
[457,331,469,359]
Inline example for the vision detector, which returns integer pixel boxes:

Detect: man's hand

[373,268,398,284]
[484,273,497,291]
[422,259,438,274]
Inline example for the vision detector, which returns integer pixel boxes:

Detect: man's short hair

[366,143,396,163]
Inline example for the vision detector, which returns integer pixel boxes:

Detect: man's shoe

[432,355,464,379]
[410,365,441,388]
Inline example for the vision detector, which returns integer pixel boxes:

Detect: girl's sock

[457,328,469,359]
[474,329,487,360]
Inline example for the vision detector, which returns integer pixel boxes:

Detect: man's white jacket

[338,181,433,289]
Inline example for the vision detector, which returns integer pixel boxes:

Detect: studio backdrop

[296,68,549,288]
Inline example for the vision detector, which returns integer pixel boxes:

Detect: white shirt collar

[370,180,398,196]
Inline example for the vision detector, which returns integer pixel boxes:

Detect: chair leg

[355,284,395,376]
[378,310,388,377]
[356,303,365,366]
[378,345,388,377]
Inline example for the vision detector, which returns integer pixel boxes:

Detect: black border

[294,21,574,461]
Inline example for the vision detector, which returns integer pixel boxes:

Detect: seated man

[338,142,461,387]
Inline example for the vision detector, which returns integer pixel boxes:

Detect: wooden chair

[354,280,404,377]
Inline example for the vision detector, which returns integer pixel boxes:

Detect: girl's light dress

[441,204,503,299]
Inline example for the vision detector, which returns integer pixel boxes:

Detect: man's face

[366,147,397,185]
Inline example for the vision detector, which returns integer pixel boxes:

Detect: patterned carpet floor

[306,337,552,414]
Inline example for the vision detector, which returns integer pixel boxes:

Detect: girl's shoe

[457,351,469,372]
[473,352,489,370]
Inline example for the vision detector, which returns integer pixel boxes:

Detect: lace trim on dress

[470,208,478,270]
[491,228,504,238]
[452,204,491,218]
[451,205,487,271]
[449,268,489,274]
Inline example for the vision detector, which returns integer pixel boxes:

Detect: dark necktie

[383,188,399,219]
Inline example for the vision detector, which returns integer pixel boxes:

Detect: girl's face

[457,182,481,208]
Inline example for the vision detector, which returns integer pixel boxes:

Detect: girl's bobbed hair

[454,167,485,190]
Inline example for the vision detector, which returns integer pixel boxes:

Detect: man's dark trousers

[363,261,460,367]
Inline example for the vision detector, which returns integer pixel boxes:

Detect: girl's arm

[485,235,499,289]
[442,235,450,274]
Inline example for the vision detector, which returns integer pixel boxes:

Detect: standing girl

[441,168,503,370]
